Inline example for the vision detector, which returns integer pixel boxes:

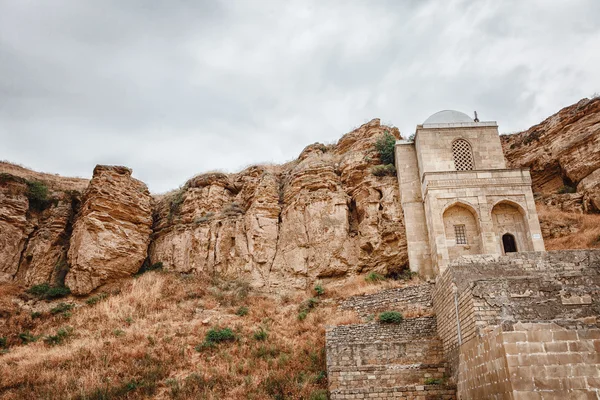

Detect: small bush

[0,337,6,348]
[374,131,396,165]
[424,377,443,385]
[253,328,268,341]
[378,311,404,324]
[235,306,249,316]
[26,180,50,211]
[26,283,71,300]
[372,164,396,177]
[196,327,236,350]
[113,329,125,337]
[19,331,39,344]
[297,311,308,321]
[314,284,325,296]
[86,293,108,305]
[365,272,386,283]
[44,326,73,346]
[31,311,42,319]
[50,302,74,315]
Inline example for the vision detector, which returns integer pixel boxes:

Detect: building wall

[423,169,545,272]
[458,322,600,400]
[415,125,506,178]
[395,142,433,276]
[433,250,600,373]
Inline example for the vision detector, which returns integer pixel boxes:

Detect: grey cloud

[1,0,599,192]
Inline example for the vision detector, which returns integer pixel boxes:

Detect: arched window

[452,139,474,171]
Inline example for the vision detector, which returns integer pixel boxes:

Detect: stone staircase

[326,284,456,399]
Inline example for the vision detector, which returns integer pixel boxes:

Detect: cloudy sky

[1,0,599,192]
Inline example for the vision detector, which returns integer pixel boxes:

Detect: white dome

[423,110,473,124]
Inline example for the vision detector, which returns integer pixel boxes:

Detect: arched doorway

[502,233,517,253]
[491,201,531,253]
[443,203,481,262]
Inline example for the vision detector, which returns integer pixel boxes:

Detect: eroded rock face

[150,119,408,290]
[0,173,78,286]
[501,97,600,212]
[66,166,153,295]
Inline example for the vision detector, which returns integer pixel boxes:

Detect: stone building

[395,110,545,277]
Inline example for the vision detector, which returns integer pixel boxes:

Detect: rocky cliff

[150,119,407,289]
[1,98,599,294]
[501,97,600,212]
[0,170,80,286]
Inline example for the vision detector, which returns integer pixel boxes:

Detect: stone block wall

[458,322,600,399]
[327,283,456,399]
[339,283,433,319]
[433,250,600,363]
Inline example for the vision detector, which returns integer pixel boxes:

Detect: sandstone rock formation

[150,119,407,289]
[66,166,153,295]
[501,97,600,212]
[0,172,78,286]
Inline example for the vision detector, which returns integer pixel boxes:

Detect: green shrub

[196,327,236,351]
[19,331,39,344]
[50,302,74,315]
[235,306,249,316]
[86,293,108,305]
[424,377,443,385]
[297,311,308,321]
[314,284,325,296]
[254,344,280,359]
[365,272,386,283]
[26,180,50,211]
[372,164,396,177]
[253,328,268,341]
[113,329,125,337]
[26,283,70,300]
[44,326,73,346]
[378,311,404,324]
[31,311,42,319]
[374,131,396,166]
[0,337,6,348]
[407,133,416,141]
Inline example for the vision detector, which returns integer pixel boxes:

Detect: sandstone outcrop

[66,166,153,295]
[150,119,407,289]
[501,97,600,212]
[0,172,78,286]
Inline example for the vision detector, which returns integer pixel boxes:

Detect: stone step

[330,384,457,400]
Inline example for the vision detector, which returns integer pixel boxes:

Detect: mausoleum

[395,110,545,276]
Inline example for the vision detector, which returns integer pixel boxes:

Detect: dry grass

[537,205,600,250]
[0,272,329,399]
[328,273,422,299]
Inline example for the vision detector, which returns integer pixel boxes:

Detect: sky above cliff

[1,0,599,192]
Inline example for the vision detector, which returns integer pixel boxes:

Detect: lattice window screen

[452,139,474,171]
[454,224,467,244]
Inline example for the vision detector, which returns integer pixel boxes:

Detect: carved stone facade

[395,110,545,276]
